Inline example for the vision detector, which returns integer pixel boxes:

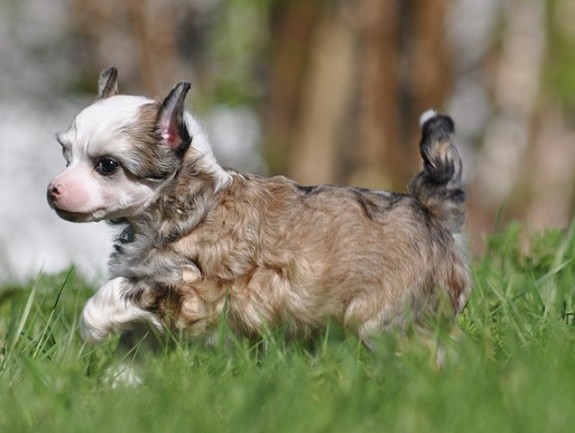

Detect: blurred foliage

[544,0,575,119]
[209,0,269,106]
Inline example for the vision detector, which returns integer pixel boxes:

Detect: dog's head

[47,67,227,223]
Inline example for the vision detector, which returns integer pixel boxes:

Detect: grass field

[1,222,574,432]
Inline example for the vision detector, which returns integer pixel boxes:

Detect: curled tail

[408,110,465,234]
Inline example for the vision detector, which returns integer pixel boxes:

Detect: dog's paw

[79,278,163,342]
[80,303,112,342]
[104,362,143,388]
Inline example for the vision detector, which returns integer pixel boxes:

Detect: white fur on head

[183,112,232,191]
[49,96,161,222]
[80,277,163,342]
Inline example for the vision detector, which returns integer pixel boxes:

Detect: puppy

[47,67,469,346]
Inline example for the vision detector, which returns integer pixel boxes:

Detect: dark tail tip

[409,110,464,232]
[420,109,455,138]
[418,110,458,184]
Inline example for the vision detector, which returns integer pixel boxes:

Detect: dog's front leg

[80,277,163,342]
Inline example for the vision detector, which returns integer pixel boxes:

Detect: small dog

[47,67,469,346]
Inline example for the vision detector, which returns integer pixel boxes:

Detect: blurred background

[0,0,574,282]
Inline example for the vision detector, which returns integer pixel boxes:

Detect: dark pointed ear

[157,82,192,155]
[97,67,119,99]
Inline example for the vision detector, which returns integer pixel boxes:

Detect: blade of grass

[9,280,37,353]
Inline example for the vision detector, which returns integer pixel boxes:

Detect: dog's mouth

[48,201,94,222]
[52,207,94,223]
[50,201,122,223]
[47,191,102,222]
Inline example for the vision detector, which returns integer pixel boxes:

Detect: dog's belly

[171,267,346,336]
[169,248,432,339]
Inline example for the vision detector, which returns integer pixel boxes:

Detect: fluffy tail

[408,110,465,233]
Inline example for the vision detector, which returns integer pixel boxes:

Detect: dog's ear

[157,82,192,155]
[97,67,119,99]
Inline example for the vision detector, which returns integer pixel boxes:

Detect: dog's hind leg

[343,295,402,349]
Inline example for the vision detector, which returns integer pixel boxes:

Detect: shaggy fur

[47,68,470,345]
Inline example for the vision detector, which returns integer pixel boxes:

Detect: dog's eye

[95,158,120,176]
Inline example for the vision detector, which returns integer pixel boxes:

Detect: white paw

[80,278,163,342]
[104,362,143,388]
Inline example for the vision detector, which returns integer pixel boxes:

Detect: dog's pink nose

[47,183,62,202]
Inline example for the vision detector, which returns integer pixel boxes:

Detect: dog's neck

[119,157,232,248]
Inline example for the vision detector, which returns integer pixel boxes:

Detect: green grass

[1,222,575,432]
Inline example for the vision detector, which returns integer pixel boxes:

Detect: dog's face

[47,68,192,222]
